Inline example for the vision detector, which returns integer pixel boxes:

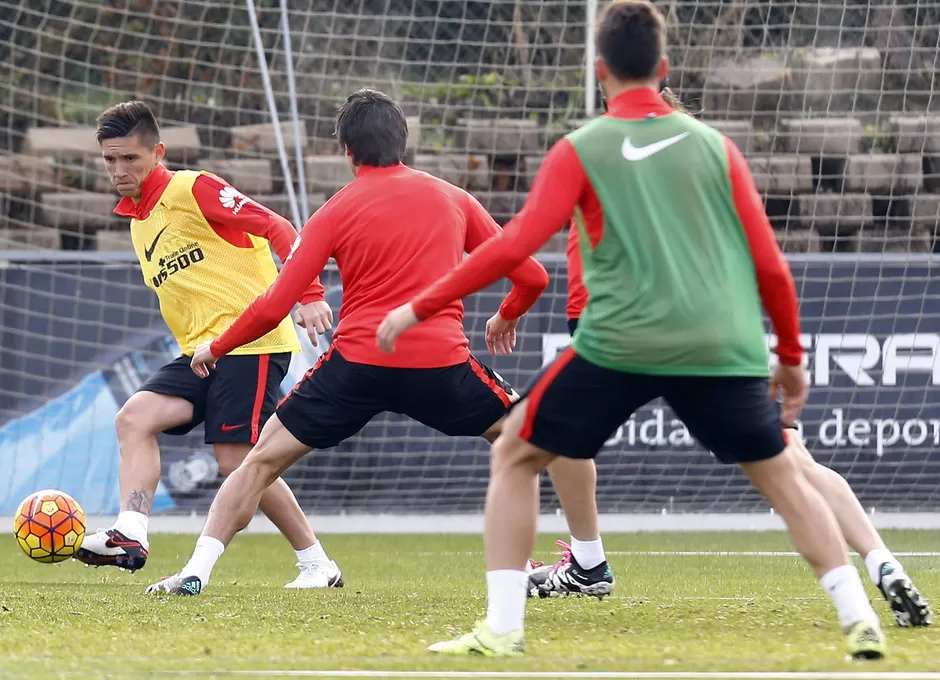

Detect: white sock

[113,511,149,546]
[570,536,606,570]
[485,570,529,636]
[295,540,328,566]
[864,547,903,585]
[181,536,225,586]
[820,564,878,630]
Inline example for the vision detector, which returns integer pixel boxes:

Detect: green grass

[1,531,939,678]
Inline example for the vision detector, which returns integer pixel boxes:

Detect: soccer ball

[13,490,86,563]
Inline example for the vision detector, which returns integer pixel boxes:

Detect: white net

[1,1,940,518]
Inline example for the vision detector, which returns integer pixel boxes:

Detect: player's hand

[294,300,333,347]
[376,303,419,354]
[191,342,218,379]
[770,362,808,425]
[485,312,519,355]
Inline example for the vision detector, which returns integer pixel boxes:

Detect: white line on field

[150,670,940,679]
[421,551,940,558]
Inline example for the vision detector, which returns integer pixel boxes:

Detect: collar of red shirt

[355,162,405,179]
[112,164,175,219]
[605,87,676,120]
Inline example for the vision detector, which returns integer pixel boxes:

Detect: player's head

[335,88,408,172]
[96,100,165,201]
[594,0,669,98]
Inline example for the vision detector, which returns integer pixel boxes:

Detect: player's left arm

[191,211,334,373]
[192,173,326,305]
[723,137,802,367]
[377,139,586,353]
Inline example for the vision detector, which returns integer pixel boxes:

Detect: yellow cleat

[845,619,886,660]
[428,621,525,657]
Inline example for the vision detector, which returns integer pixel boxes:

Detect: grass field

[1,530,939,679]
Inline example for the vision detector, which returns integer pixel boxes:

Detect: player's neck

[602,80,660,105]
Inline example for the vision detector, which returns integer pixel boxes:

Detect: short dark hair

[596,0,666,81]
[96,100,161,146]
[335,88,407,167]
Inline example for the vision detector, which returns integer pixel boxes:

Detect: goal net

[2,1,940,521]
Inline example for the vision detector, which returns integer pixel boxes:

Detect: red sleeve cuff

[209,338,228,357]
[412,298,435,322]
[776,348,803,366]
[300,291,325,305]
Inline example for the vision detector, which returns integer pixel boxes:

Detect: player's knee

[213,443,251,477]
[491,433,540,475]
[115,395,156,439]
[116,391,188,441]
[214,453,243,478]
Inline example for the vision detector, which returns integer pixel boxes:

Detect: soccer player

[525,224,610,599]
[75,101,342,590]
[378,0,888,659]
[534,218,931,625]
[142,88,550,596]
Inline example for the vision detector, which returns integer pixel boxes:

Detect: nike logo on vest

[621,132,690,161]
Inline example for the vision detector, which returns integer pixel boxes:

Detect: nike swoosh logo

[220,423,246,432]
[621,132,690,161]
[144,225,169,262]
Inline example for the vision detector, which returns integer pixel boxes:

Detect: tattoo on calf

[123,489,152,514]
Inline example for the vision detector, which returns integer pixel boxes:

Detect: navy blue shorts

[137,353,291,444]
[276,349,514,449]
[518,347,785,464]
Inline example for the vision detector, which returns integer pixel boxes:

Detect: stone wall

[1,0,938,253]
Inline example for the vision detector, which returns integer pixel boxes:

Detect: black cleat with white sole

[74,529,149,572]
[528,540,615,599]
[878,563,932,627]
[145,574,203,596]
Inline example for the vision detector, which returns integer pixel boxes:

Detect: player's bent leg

[740,447,885,659]
[146,415,313,596]
[213,442,341,591]
[785,430,931,627]
[666,377,885,659]
[75,390,193,572]
[529,457,610,598]
[430,401,549,657]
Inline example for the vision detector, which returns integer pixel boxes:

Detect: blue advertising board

[1,257,938,514]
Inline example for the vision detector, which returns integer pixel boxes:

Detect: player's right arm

[208,209,336,358]
[378,139,585,354]
[408,139,585,322]
[462,192,550,322]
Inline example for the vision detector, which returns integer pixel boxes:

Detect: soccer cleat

[528,540,615,599]
[73,528,149,572]
[145,573,203,596]
[878,563,932,627]
[428,621,525,657]
[844,619,886,660]
[284,560,344,589]
[528,540,573,597]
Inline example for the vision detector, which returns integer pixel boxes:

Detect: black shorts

[276,348,514,449]
[567,318,579,336]
[519,347,786,464]
[137,352,291,444]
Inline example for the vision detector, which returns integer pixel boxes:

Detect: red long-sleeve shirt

[211,163,549,367]
[413,89,803,367]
